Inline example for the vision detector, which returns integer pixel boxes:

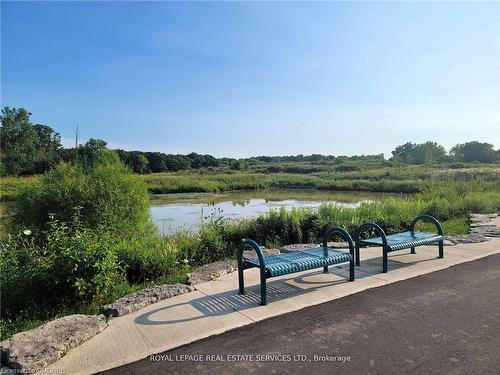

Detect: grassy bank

[142,164,499,195]
[2,164,499,201]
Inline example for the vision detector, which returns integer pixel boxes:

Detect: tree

[391,141,446,164]
[230,159,248,171]
[450,141,497,163]
[144,152,167,172]
[411,142,446,164]
[126,151,149,173]
[0,107,38,175]
[33,124,62,173]
[391,142,415,163]
[0,107,63,175]
[77,138,119,171]
[165,154,191,171]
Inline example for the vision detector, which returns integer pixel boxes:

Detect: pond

[150,189,392,234]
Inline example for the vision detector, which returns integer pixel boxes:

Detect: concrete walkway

[48,237,500,375]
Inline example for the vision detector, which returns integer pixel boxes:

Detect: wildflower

[182,258,189,264]
[23,229,32,236]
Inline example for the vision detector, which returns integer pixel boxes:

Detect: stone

[100,284,193,317]
[447,233,490,244]
[187,260,237,286]
[468,213,500,238]
[0,314,107,373]
[443,239,456,246]
[443,213,500,244]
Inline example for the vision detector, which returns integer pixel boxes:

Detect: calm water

[150,189,390,234]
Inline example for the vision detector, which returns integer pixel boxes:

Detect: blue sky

[2,1,499,157]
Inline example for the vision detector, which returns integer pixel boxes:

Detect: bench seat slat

[360,231,444,251]
[245,247,352,277]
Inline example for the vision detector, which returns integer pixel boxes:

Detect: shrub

[192,218,230,266]
[115,235,185,283]
[0,212,123,319]
[10,160,151,237]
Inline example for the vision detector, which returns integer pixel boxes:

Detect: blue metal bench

[237,227,355,305]
[354,214,445,273]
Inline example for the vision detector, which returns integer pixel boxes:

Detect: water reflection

[150,189,392,234]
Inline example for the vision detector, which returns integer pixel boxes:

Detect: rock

[100,284,193,317]
[447,233,490,244]
[443,239,456,246]
[0,314,107,373]
[468,213,500,238]
[187,260,237,286]
[444,213,500,244]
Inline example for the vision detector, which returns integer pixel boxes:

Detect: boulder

[100,283,193,317]
[0,314,107,373]
[447,233,490,244]
[187,260,237,286]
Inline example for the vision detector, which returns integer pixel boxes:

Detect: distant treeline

[1,106,499,176]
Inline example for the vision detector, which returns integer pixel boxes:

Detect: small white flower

[182,259,189,264]
[23,229,32,236]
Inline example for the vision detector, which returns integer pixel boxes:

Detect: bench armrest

[322,226,355,257]
[410,215,443,236]
[238,239,266,268]
[353,222,388,246]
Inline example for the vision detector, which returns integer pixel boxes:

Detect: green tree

[0,107,63,175]
[230,159,248,170]
[450,141,497,163]
[411,142,446,164]
[144,152,167,172]
[33,124,62,173]
[127,152,149,173]
[165,154,191,171]
[391,142,415,163]
[0,107,38,175]
[77,138,120,171]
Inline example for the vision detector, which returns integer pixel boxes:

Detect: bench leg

[382,246,388,273]
[355,242,361,267]
[438,240,444,258]
[238,262,245,295]
[323,265,329,274]
[349,258,355,281]
[259,268,267,305]
[411,246,416,254]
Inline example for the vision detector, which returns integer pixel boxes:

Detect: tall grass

[0,175,37,201]
[143,164,499,194]
[2,164,499,200]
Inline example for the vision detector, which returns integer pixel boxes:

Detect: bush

[0,212,123,319]
[115,235,184,283]
[10,160,151,237]
[191,218,231,266]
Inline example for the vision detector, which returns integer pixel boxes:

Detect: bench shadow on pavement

[135,253,439,326]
